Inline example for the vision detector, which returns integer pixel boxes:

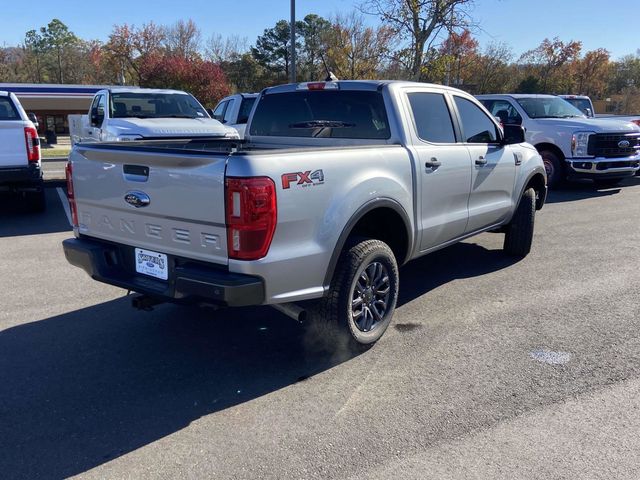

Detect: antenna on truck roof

[319,52,338,82]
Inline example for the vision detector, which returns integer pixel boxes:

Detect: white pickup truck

[210,93,258,138]
[0,91,44,212]
[478,94,640,187]
[69,88,239,144]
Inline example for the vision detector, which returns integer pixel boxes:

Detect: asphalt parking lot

[1,178,639,479]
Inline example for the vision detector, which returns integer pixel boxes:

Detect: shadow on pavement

[546,176,640,204]
[0,187,71,238]
[0,239,519,479]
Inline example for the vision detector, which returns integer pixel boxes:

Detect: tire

[504,188,535,257]
[25,188,46,213]
[310,239,399,351]
[540,150,564,189]
[594,178,623,188]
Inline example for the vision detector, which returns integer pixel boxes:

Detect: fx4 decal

[281,169,325,189]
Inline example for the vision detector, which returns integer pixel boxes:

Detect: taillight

[631,119,640,127]
[65,162,79,227]
[24,126,40,162]
[225,177,277,260]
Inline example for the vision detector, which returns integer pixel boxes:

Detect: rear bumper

[0,164,43,190]
[62,237,265,307]
[567,155,640,180]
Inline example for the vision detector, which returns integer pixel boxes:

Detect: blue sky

[0,0,637,60]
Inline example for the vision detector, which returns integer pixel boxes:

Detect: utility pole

[290,0,296,83]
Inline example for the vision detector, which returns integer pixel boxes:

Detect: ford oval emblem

[618,140,631,148]
[124,191,150,208]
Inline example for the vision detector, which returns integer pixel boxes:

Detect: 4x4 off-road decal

[281,169,325,189]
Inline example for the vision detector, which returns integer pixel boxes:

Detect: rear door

[452,95,516,232]
[0,95,28,168]
[403,89,472,251]
[72,144,230,266]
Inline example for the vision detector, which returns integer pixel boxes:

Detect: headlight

[224,131,240,139]
[571,131,595,158]
[116,135,142,142]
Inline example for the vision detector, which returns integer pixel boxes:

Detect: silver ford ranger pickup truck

[63,80,547,349]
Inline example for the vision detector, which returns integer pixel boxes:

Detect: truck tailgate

[72,145,229,266]
[0,121,27,168]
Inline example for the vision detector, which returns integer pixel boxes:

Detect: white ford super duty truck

[68,88,239,145]
[63,80,546,349]
[478,94,640,188]
[0,91,44,212]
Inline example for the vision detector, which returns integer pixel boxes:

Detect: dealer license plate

[135,248,168,280]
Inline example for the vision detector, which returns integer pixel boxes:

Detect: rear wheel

[310,239,399,351]
[504,188,535,257]
[540,150,564,189]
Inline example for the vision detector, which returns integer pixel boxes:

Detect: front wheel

[540,150,564,189]
[504,188,536,257]
[311,239,399,350]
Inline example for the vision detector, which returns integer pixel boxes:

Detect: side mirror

[584,108,593,118]
[502,124,526,145]
[27,112,39,129]
[90,108,104,127]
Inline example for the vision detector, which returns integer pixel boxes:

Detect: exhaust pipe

[271,303,307,323]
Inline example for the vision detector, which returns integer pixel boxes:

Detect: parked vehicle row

[0,91,45,212]
[63,80,547,350]
[68,88,239,145]
[478,94,640,187]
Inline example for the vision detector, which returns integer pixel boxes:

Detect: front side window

[250,90,390,139]
[110,92,208,119]
[223,99,236,124]
[0,97,19,120]
[454,96,499,144]
[407,92,456,143]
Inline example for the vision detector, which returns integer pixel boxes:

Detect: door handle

[475,156,487,166]
[425,157,441,170]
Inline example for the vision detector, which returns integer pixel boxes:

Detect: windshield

[249,90,391,139]
[516,97,585,119]
[110,92,208,119]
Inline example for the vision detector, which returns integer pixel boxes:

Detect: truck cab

[477,94,640,187]
[69,88,239,144]
[210,93,258,138]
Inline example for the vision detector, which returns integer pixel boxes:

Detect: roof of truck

[105,87,188,95]
[264,80,476,95]
[476,94,559,99]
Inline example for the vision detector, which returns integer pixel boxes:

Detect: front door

[452,95,516,232]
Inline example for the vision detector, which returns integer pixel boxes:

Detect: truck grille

[588,133,640,158]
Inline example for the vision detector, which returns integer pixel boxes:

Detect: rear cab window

[0,97,20,120]
[237,97,256,124]
[249,90,391,139]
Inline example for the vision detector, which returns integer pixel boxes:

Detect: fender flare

[322,197,413,289]
[517,167,547,211]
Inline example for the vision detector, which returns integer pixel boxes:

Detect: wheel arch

[323,198,413,289]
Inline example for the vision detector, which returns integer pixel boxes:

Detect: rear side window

[408,92,456,143]
[223,99,236,123]
[237,97,256,124]
[250,91,391,139]
[0,97,19,120]
[454,96,499,143]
